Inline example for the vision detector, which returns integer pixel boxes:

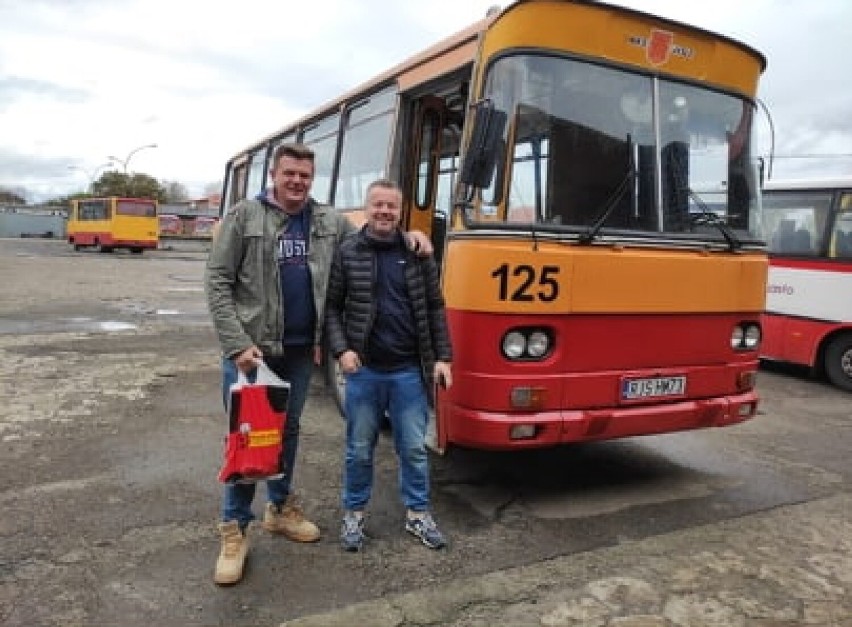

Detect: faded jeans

[342,365,430,512]
[220,346,313,529]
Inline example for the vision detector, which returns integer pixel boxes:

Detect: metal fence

[0,206,66,239]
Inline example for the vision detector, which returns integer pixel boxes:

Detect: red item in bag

[218,362,290,483]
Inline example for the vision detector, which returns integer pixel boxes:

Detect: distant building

[157,194,221,239]
[159,194,220,218]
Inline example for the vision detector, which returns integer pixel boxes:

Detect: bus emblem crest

[647,29,674,65]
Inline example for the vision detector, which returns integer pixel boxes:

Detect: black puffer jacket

[325,228,452,381]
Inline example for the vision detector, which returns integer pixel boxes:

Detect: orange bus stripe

[442,239,767,314]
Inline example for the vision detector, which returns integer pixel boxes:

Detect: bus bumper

[441,391,759,451]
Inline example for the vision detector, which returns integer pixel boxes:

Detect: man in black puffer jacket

[325,179,453,552]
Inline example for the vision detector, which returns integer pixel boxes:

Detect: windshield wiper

[579,135,636,245]
[689,201,741,251]
[670,168,741,252]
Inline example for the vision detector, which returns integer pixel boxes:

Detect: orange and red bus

[760,179,852,391]
[220,0,768,451]
[67,196,158,253]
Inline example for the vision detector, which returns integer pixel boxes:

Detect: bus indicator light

[510,387,547,409]
[737,371,757,392]
[737,402,757,418]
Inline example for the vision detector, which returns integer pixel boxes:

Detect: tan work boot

[262,495,320,542]
[214,521,249,585]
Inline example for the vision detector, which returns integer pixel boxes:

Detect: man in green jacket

[205,143,431,585]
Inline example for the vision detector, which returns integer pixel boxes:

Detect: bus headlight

[730,325,744,349]
[527,331,550,358]
[743,324,761,349]
[731,322,761,351]
[501,328,553,361]
[502,331,526,359]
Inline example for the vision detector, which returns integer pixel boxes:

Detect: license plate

[622,375,686,400]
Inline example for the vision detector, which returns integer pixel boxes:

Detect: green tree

[92,171,165,201]
[162,180,189,203]
[204,180,223,196]
[0,187,27,204]
[46,192,90,207]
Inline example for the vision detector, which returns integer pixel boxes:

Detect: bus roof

[229,14,494,163]
[589,0,765,69]
[763,178,852,192]
[226,0,766,166]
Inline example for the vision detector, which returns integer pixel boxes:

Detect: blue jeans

[220,347,313,529]
[342,365,430,512]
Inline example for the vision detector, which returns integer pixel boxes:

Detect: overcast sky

[1,0,850,202]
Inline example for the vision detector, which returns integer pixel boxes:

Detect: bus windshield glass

[478,54,760,241]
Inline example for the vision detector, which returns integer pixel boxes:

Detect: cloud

[2,0,851,200]
[0,77,90,108]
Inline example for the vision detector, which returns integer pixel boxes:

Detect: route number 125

[490,263,561,302]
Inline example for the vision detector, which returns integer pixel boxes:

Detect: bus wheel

[130,248,143,254]
[98,243,113,253]
[324,347,346,416]
[73,243,83,251]
[825,334,852,392]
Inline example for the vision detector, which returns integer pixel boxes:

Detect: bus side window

[837,231,852,257]
[771,219,796,253]
[793,228,812,254]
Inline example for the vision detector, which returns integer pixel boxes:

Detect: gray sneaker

[405,512,446,549]
[340,511,365,552]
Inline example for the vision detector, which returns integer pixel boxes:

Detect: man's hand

[234,346,263,372]
[338,350,361,374]
[434,361,453,390]
[406,230,433,257]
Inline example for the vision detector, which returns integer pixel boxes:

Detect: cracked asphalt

[1,238,849,627]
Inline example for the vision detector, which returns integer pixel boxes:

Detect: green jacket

[205,196,356,359]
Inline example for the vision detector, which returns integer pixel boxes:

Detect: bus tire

[130,247,143,254]
[324,347,346,416]
[824,333,852,392]
[98,244,113,253]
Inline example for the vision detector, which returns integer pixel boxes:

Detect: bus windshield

[478,54,760,241]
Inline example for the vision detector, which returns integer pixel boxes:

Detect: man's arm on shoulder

[335,212,358,239]
[405,230,433,256]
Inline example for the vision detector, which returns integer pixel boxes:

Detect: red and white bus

[761,179,852,391]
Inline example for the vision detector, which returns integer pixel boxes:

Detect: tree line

[1,172,203,206]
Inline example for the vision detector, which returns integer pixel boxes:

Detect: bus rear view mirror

[459,101,507,189]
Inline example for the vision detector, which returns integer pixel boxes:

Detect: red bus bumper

[439,391,759,451]
[113,239,158,248]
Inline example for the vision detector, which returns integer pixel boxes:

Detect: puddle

[98,321,137,331]
[0,317,139,335]
[168,274,202,283]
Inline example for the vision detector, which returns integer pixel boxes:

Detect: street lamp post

[67,162,114,193]
[108,143,158,174]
